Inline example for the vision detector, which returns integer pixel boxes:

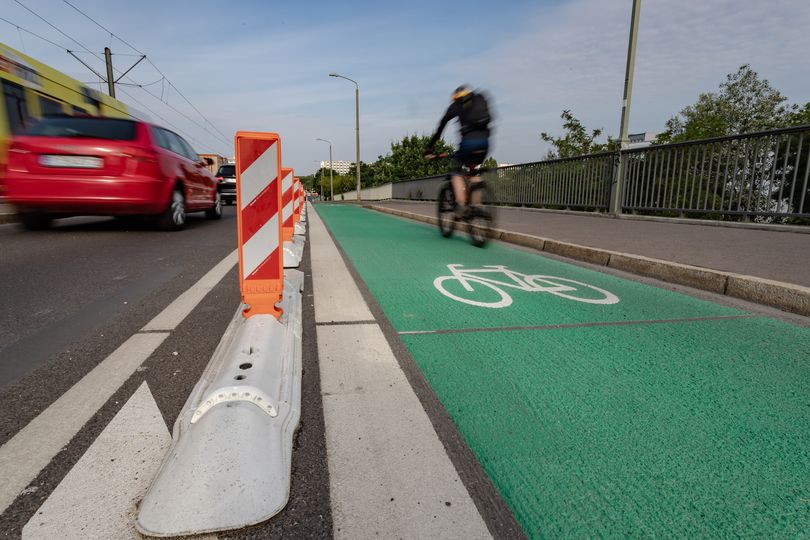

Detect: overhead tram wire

[116,88,218,154]
[0,18,130,119]
[0,16,67,50]
[0,13,224,153]
[5,4,229,153]
[62,0,232,143]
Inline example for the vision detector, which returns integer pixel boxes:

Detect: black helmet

[452,85,472,101]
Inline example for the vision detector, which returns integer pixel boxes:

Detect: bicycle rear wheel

[437,181,456,238]
[467,182,495,247]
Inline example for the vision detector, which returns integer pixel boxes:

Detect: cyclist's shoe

[454,204,470,219]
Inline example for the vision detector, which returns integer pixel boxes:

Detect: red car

[4,116,222,230]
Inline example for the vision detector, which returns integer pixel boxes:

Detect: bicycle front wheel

[437,181,456,238]
[467,182,495,248]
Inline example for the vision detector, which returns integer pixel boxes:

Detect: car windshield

[216,165,236,177]
[25,117,138,141]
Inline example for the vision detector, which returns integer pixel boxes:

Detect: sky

[3,0,810,175]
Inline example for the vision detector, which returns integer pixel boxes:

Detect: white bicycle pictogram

[433,264,620,308]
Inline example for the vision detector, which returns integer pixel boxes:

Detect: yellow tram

[0,41,132,187]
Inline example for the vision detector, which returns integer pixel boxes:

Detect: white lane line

[0,249,239,515]
[22,382,171,540]
[309,208,374,323]
[142,249,238,332]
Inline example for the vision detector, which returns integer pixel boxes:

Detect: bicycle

[426,152,495,247]
[433,264,620,308]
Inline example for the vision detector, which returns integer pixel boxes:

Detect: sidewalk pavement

[365,201,810,317]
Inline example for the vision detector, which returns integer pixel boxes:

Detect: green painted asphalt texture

[316,204,810,538]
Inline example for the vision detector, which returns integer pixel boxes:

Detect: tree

[482,157,498,169]
[656,65,797,144]
[789,102,810,127]
[373,134,454,182]
[345,161,379,187]
[540,110,616,159]
[651,66,810,222]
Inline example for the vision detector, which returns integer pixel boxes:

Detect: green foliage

[656,65,799,144]
[374,134,455,182]
[789,102,810,127]
[482,157,498,169]
[541,110,617,159]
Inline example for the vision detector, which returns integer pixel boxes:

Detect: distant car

[214,163,236,205]
[4,116,222,230]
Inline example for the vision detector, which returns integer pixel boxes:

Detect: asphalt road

[0,206,332,538]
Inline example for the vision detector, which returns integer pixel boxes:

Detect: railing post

[609,150,624,214]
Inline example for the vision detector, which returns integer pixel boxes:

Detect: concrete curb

[364,204,810,318]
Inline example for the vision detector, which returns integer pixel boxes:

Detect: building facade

[627,132,657,149]
[320,160,353,175]
[198,153,228,175]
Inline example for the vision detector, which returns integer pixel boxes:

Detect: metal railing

[352,124,810,223]
[390,152,614,210]
[621,125,810,220]
[484,152,614,210]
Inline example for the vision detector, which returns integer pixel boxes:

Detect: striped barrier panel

[136,131,304,536]
[235,132,284,319]
[281,168,303,268]
[293,177,306,235]
[280,167,295,242]
[293,177,301,224]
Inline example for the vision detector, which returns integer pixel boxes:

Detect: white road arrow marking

[22,382,169,540]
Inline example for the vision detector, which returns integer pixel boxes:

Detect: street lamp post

[315,138,333,201]
[610,0,642,215]
[329,73,361,201]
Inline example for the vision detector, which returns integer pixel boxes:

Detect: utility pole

[104,47,115,98]
[610,0,641,215]
[329,146,334,203]
[354,85,360,201]
[328,73,361,200]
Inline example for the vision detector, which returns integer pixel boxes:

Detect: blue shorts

[453,139,489,172]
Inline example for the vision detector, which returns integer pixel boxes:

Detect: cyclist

[425,85,493,217]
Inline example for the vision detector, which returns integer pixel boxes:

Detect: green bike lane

[315,204,810,538]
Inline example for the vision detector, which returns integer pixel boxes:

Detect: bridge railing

[389,151,614,211]
[486,152,614,210]
[343,124,810,223]
[621,125,810,220]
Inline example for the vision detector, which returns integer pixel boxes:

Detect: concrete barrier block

[608,253,728,293]
[137,271,304,536]
[283,237,304,268]
[726,275,810,317]
[544,240,611,266]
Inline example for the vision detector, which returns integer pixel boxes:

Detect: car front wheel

[157,187,186,230]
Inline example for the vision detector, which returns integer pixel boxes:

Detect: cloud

[4,0,809,172]
[454,0,810,164]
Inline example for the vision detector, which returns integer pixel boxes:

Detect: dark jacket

[428,92,491,149]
